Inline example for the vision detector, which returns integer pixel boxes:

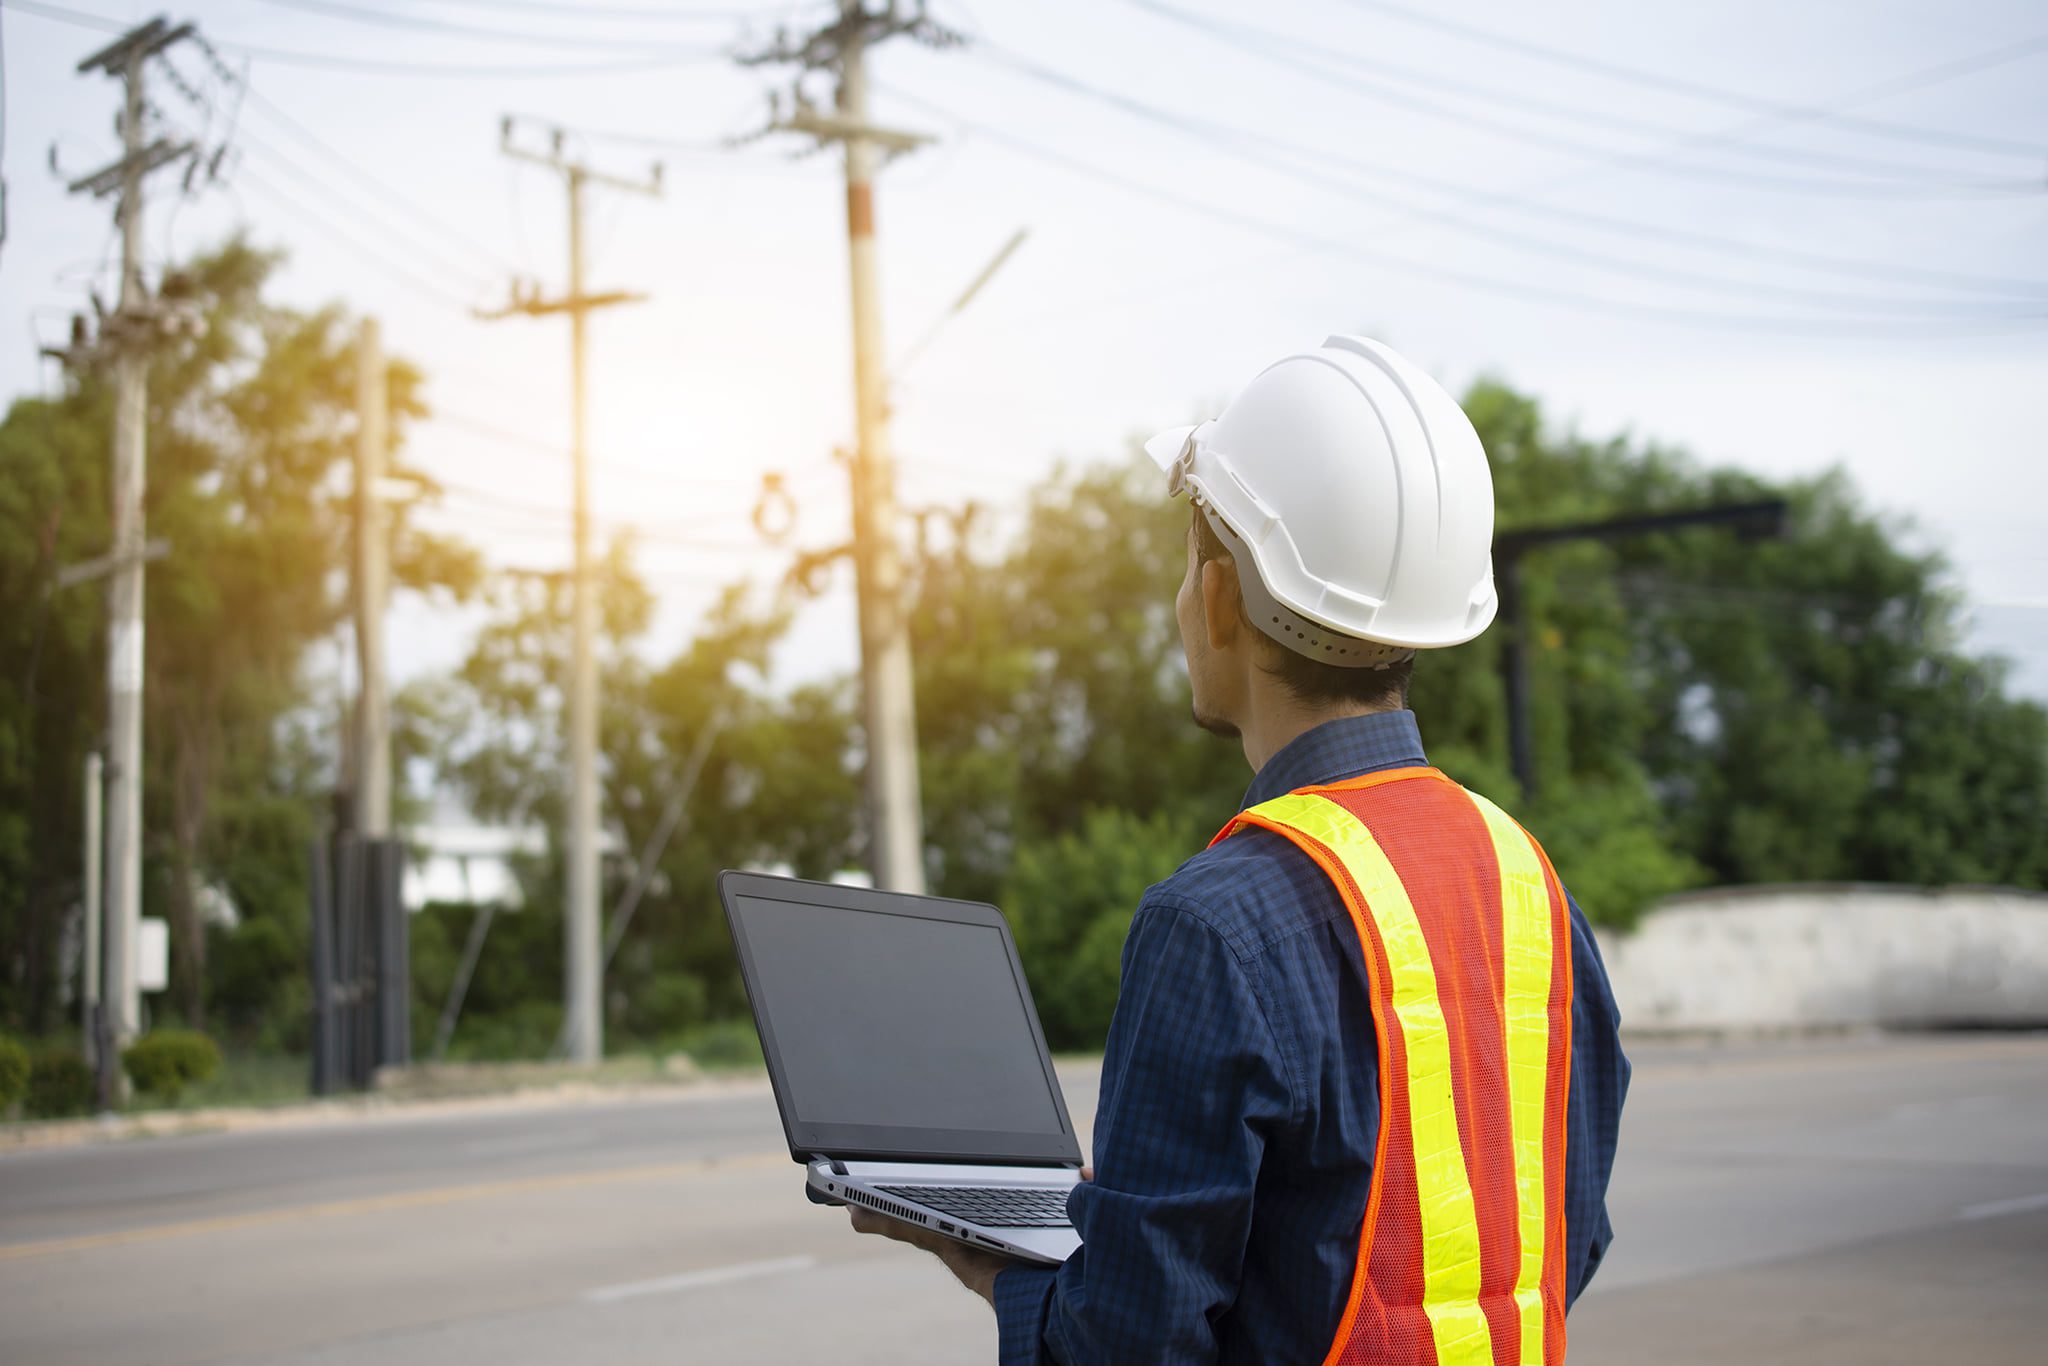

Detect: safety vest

[1214,766,1574,1366]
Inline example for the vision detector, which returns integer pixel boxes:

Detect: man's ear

[1200,556,1242,653]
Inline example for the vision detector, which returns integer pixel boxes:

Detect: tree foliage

[5,253,2040,1061]
[0,238,476,1034]
[423,380,2044,1058]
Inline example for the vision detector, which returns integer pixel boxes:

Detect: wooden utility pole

[65,17,197,1072]
[743,1,959,894]
[353,318,391,838]
[481,118,659,1064]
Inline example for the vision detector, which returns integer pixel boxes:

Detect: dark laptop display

[722,872,1083,1166]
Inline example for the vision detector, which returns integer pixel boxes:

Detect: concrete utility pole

[65,17,197,1069]
[353,318,391,838]
[482,119,660,1064]
[743,1,960,894]
[81,752,104,1068]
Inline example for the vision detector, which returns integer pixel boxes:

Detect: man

[853,335,1629,1365]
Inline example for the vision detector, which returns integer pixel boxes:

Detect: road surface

[3,1033,2045,1364]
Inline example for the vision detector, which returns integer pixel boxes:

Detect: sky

[4,0,2045,710]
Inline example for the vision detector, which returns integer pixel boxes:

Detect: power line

[1319,0,2048,161]
[433,479,760,546]
[229,75,516,274]
[256,0,727,53]
[1112,2,2044,199]
[886,88,2047,339]
[412,0,806,21]
[948,57,2048,320]
[1118,0,2026,190]
[227,117,496,292]
[232,160,482,312]
[13,1,721,77]
[432,408,815,495]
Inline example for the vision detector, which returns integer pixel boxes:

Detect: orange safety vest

[1213,766,1574,1366]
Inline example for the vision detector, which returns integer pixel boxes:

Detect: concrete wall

[1595,884,2048,1032]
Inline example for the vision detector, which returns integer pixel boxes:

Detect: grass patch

[152,1052,309,1111]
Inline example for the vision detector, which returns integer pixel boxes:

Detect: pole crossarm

[738,0,963,71]
[51,538,171,592]
[474,288,647,320]
[499,116,665,197]
[769,105,931,154]
[67,138,195,198]
[77,17,194,75]
[1491,497,1792,799]
[1495,499,1789,557]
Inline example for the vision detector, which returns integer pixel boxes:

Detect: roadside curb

[0,1072,773,1154]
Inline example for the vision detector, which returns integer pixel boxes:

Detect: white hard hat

[1146,335,1497,662]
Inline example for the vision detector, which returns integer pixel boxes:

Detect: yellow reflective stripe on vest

[1466,789,1555,1366]
[1245,793,1493,1366]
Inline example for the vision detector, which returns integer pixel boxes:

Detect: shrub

[212,919,298,1031]
[678,1018,763,1071]
[122,1029,223,1103]
[0,1035,29,1112]
[623,970,708,1043]
[443,1001,562,1062]
[1003,806,1191,1048]
[27,1048,96,1118]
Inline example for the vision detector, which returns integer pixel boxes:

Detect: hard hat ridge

[1147,335,1497,658]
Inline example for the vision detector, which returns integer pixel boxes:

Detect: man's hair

[1193,505,1413,711]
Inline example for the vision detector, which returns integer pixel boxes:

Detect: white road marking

[581,1254,819,1305]
[1957,1191,2048,1221]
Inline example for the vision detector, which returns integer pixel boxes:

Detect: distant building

[402,820,547,912]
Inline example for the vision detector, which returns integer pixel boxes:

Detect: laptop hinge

[813,1155,848,1176]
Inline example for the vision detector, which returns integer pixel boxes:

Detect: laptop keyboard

[876,1184,1074,1228]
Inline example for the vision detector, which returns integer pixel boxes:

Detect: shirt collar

[1242,709,1430,809]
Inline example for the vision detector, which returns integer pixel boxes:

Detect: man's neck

[1240,683,1400,774]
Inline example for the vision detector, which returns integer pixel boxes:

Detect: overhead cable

[1321,0,2048,160]
[12,0,718,77]
[233,78,516,274]
[968,50,2047,317]
[229,119,497,293]
[255,0,725,55]
[1121,0,2027,189]
[231,161,481,312]
[885,89,2045,339]
[1113,2,2042,199]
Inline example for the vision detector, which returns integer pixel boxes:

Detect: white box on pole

[136,917,169,993]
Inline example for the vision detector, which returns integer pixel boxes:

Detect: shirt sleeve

[994,893,1296,1366]
[1562,891,1630,1305]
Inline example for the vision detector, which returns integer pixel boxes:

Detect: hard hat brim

[1143,424,1198,475]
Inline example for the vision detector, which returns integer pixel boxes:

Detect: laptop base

[808,1158,1081,1266]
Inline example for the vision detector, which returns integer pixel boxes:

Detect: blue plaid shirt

[993,710,1629,1365]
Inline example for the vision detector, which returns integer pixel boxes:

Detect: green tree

[409,378,2046,1058]
[0,237,479,1031]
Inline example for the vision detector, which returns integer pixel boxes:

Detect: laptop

[718,870,1084,1266]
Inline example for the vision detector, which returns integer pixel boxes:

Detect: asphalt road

[3,1033,2044,1365]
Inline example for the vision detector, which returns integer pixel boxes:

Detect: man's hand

[848,1206,1016,1305]
[847,1167,1091,1307]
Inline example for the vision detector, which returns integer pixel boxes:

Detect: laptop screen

[726,880,1081,1164]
